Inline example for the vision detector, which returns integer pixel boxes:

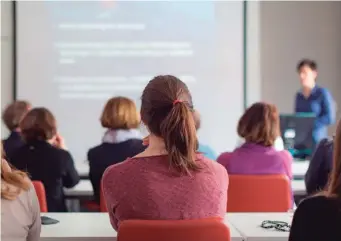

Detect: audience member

[193,110,217,160]
[305,137,333,195]
[289,119,341,241]
[88,97,145,204]
[1,144,41,241]
[2,101,31,158]
[217,102,293,200]
[217,102,292,177]
[9,107,80,212]
[102,75,228,230]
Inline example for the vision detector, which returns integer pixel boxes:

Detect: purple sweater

[217,143,292,179]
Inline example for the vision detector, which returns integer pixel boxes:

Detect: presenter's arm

[316,88,335,126]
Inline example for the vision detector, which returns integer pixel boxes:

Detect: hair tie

[173,100,182,106]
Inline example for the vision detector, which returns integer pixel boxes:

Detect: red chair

[227,174,291,212]
[82,187,107,212]
[32,181,48,212]
[118,218,230,241]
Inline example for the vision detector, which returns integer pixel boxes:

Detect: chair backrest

[227,174,291,212]
[100,187,107,212]
[32,181,48,212]
[118,218,230,241]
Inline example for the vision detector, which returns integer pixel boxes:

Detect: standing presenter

[295,59,336,145]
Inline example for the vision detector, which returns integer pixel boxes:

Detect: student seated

[102,75,228,230]
[88,97,145,204]
[2,100,31,158]
[1,146,41,241]
[193,110,217,160]
[305,137,333,195]
[9,107,80,212]
[217,102,292,183]
[289,119,341,241]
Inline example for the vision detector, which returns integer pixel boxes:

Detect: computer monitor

[279,113,316,159]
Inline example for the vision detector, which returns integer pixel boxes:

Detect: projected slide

[16,1,244,162]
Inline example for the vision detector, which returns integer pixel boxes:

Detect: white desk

[292,160,309,179]
[41,213,115,241]
[228,213,293,241]
[41,213,243,241]
[292,180,306,195]
[64,180,93,197]
[75,162,89,179]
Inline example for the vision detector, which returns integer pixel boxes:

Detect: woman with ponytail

[102,75,228,230]
[1,144,41,241]
[289,118,341,241]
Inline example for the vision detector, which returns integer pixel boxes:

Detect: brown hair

[101,97,140,130]
[327,119,341,197]
[1,143,30,200]
[2,100,31,131]
[237,102,280,147]
[141,75,199,174]
[20,107,57,142]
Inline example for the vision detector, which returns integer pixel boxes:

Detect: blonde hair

[327,119,341,197]
[1,144,30,200]
[100,97,140,130]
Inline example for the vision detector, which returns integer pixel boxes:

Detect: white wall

[259,1,341,133]
[1,1,14,138]
[2,1,341,138]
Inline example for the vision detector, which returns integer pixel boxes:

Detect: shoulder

[316,86,332,97]
[296,195,338,216]
[125,139,145,151]
[217,152,233,163]
[102,158,137,183]
[199,155,228,177]
[87,144,104,158]
[276,150,293,161]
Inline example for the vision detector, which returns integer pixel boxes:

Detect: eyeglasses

[261,220,291,232]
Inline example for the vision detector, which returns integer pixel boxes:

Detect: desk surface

[41,213,243,241]
[228,213,293,241]
[75,160,309,179]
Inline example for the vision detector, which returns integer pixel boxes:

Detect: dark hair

[19,107,57,142]
[2,101,31,131]
[327,119,341,197]
[141,75,199,174]
[237,102,280,147]
[297,59,317,72]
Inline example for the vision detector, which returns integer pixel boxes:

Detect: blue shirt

[198,143,217,160]
[295,86,335,143]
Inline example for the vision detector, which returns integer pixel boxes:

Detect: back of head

[327,119,341,197]
[141,75,199,174]
[2,100,31,131]
[193,110,201,130]
[1,143,30,200]
[101,96,140,130]
[237,102,279,147]
[19,107,57,142]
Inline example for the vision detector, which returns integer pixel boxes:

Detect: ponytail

[160,102,200,174]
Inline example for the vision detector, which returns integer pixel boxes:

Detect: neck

[146,135,167,153]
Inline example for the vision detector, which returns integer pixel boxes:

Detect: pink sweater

[102,154,228,230]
